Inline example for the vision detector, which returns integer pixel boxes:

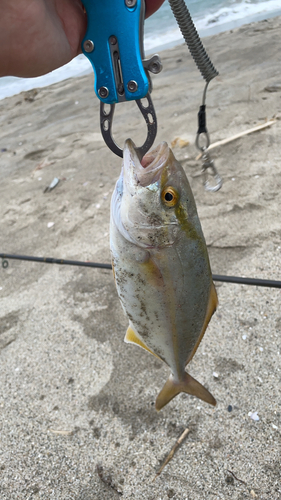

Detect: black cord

[1,253,281,289]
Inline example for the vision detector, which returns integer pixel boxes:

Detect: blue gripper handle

[81,0,149,104]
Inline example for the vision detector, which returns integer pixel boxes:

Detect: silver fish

[110,139,218,410]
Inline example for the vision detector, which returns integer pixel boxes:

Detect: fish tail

[155,372,216,411]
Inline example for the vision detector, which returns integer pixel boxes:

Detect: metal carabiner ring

[195,131,210,152]
[201,151,222,192]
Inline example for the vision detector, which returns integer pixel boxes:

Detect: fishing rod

[1,253,281,289]
[0,253,111,270]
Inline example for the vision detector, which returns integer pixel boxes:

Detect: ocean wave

[195,0,281,31]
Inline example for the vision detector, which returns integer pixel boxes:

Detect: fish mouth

[123,139,170,189]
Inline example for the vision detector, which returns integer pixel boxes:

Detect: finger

[54,0,87,57]
[145,0,165,18]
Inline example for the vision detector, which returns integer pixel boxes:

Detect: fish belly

[111,222,212,379]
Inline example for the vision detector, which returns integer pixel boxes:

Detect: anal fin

[155,372,216,411]
[125,326,161,360]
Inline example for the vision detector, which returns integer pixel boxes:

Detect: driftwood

[196,119,277,160]
[153,428,190,480]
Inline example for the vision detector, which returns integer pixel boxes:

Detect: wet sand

[0,15,281,500]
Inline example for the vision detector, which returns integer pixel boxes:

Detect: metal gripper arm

[81,0,162,158]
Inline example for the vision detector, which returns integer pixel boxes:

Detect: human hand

[0,0,165,78]
[145,0,165,18]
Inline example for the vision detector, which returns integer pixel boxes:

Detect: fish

[110,139,218,411]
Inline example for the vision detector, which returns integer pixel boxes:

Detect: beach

[0,15,281,499]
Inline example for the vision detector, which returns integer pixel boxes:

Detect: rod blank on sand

[0,253,112,270]
[1,253,281,289]
[212,274,281,289]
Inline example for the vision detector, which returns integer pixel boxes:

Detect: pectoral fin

[125,326,161,360]
[155,372,216,411]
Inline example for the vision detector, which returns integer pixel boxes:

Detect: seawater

[144,0,281,50]
[1,0,281,100]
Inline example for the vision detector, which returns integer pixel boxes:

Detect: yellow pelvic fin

[155,372,216,411]
[125,326,161,361]
[186,282,218,366]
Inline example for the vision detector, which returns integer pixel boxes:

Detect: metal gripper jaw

[81,0,162,158]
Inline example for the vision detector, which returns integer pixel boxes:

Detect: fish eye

[165,192,173,202]
[161,187,179,207]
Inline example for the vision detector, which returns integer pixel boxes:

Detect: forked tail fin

[155,372,216,411]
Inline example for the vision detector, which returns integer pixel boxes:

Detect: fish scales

[110,139,218,410]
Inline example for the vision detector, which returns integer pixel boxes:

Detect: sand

[0,15,281,500]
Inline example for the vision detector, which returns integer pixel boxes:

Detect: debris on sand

[44,177,60,193]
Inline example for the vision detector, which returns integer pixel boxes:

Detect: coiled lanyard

[169,0,222,191]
